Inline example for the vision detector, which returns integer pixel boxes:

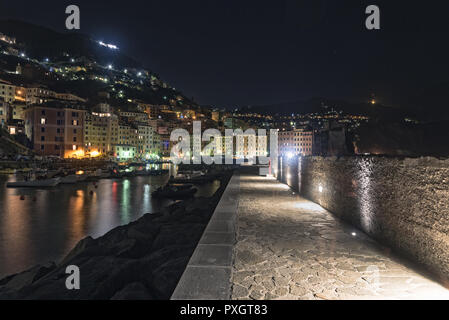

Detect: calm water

[0,171,220,278]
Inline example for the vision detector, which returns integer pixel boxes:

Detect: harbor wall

[278,156,449,281]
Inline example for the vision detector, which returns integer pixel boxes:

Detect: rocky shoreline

[0,170,233,300]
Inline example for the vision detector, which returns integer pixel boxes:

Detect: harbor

[0,162,223,278]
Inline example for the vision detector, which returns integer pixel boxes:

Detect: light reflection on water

[0,169,220,278]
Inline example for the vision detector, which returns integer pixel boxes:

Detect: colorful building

[113,145,137,161]
[84,112,119,156]
[25,103,86,158]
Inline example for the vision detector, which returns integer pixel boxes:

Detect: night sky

[1,0,449,108]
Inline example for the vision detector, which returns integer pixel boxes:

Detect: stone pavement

[231,174,449,300]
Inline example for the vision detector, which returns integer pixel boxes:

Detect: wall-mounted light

[318,185,323,193]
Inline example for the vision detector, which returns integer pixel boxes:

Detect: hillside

[0,20,197,109]
[0,20,140,69]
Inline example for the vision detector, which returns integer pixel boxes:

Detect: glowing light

[108,64,113,69]
[76,170,85,175]
[351,232,357,236]
[90,151,100,157]
[286,152,294,160]
[98,41,119,50]
[137,72,142,76]
[318,185,323,193]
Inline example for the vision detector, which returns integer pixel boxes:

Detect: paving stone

[230,174,449,300]
[290,285,308,296]
[232,284,249,298]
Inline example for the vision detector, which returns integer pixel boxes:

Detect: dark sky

[1,0,449,107]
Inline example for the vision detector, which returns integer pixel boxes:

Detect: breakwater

[278,156,449,282]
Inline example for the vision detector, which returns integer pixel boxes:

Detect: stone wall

[278,156,449,281]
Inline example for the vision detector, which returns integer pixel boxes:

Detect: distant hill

[241,97,415,120]
[403,81,449,121]
[0,20,141,69]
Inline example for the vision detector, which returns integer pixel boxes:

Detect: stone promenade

[231,174,449,300]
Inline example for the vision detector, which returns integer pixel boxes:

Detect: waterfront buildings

[137,123,161,158]
[114,145,137,161]
[24,102,86,157]
[84,112,119,156]
[278,128,314,156]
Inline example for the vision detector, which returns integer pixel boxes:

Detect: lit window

[72,145,77,151]
[41,118,46,125]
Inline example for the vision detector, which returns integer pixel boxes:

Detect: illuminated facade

[138,102,160,119]
[118,123,138,148]
[25,86,57,105]
[0,80,15,103]
[114,145,137,161]
[279,128,313,156]
[25,104,86,157]
[11,102,27,121]
[137,124,161,158]
[84,112,119,156]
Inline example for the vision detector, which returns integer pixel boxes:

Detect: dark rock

[147,245,195,268]
[150,257,191,299]
[60,236,95,265]
[151,223,205,250]
[0,262,56,298]
[111,282,153,300]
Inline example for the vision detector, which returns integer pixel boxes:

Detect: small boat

[46,169,62,179]
[167,183,194,190]
[107,171,124,179]
[152,186,197,199]
[134,170,149,176]
[75,174,88,182]
[169,175,214,185]
[85,173,100,182]
[122,171,135,178]
[6,177,61,188]
[99,172,111,179]
[60,175,78,184]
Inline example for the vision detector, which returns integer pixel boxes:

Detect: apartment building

[137,123,161,158]
[84,112,119,156]
[117,122,138,148]
[278,128,313,156]
[25,102,86,157]
[0,80,15,103]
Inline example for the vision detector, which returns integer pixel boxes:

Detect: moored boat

[152,185,197,199]
[60,175,78,184]
[6,177,61,188]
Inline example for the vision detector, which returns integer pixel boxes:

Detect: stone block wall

[278,156,449,281]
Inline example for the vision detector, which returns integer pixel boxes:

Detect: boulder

[111,282,153,300]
